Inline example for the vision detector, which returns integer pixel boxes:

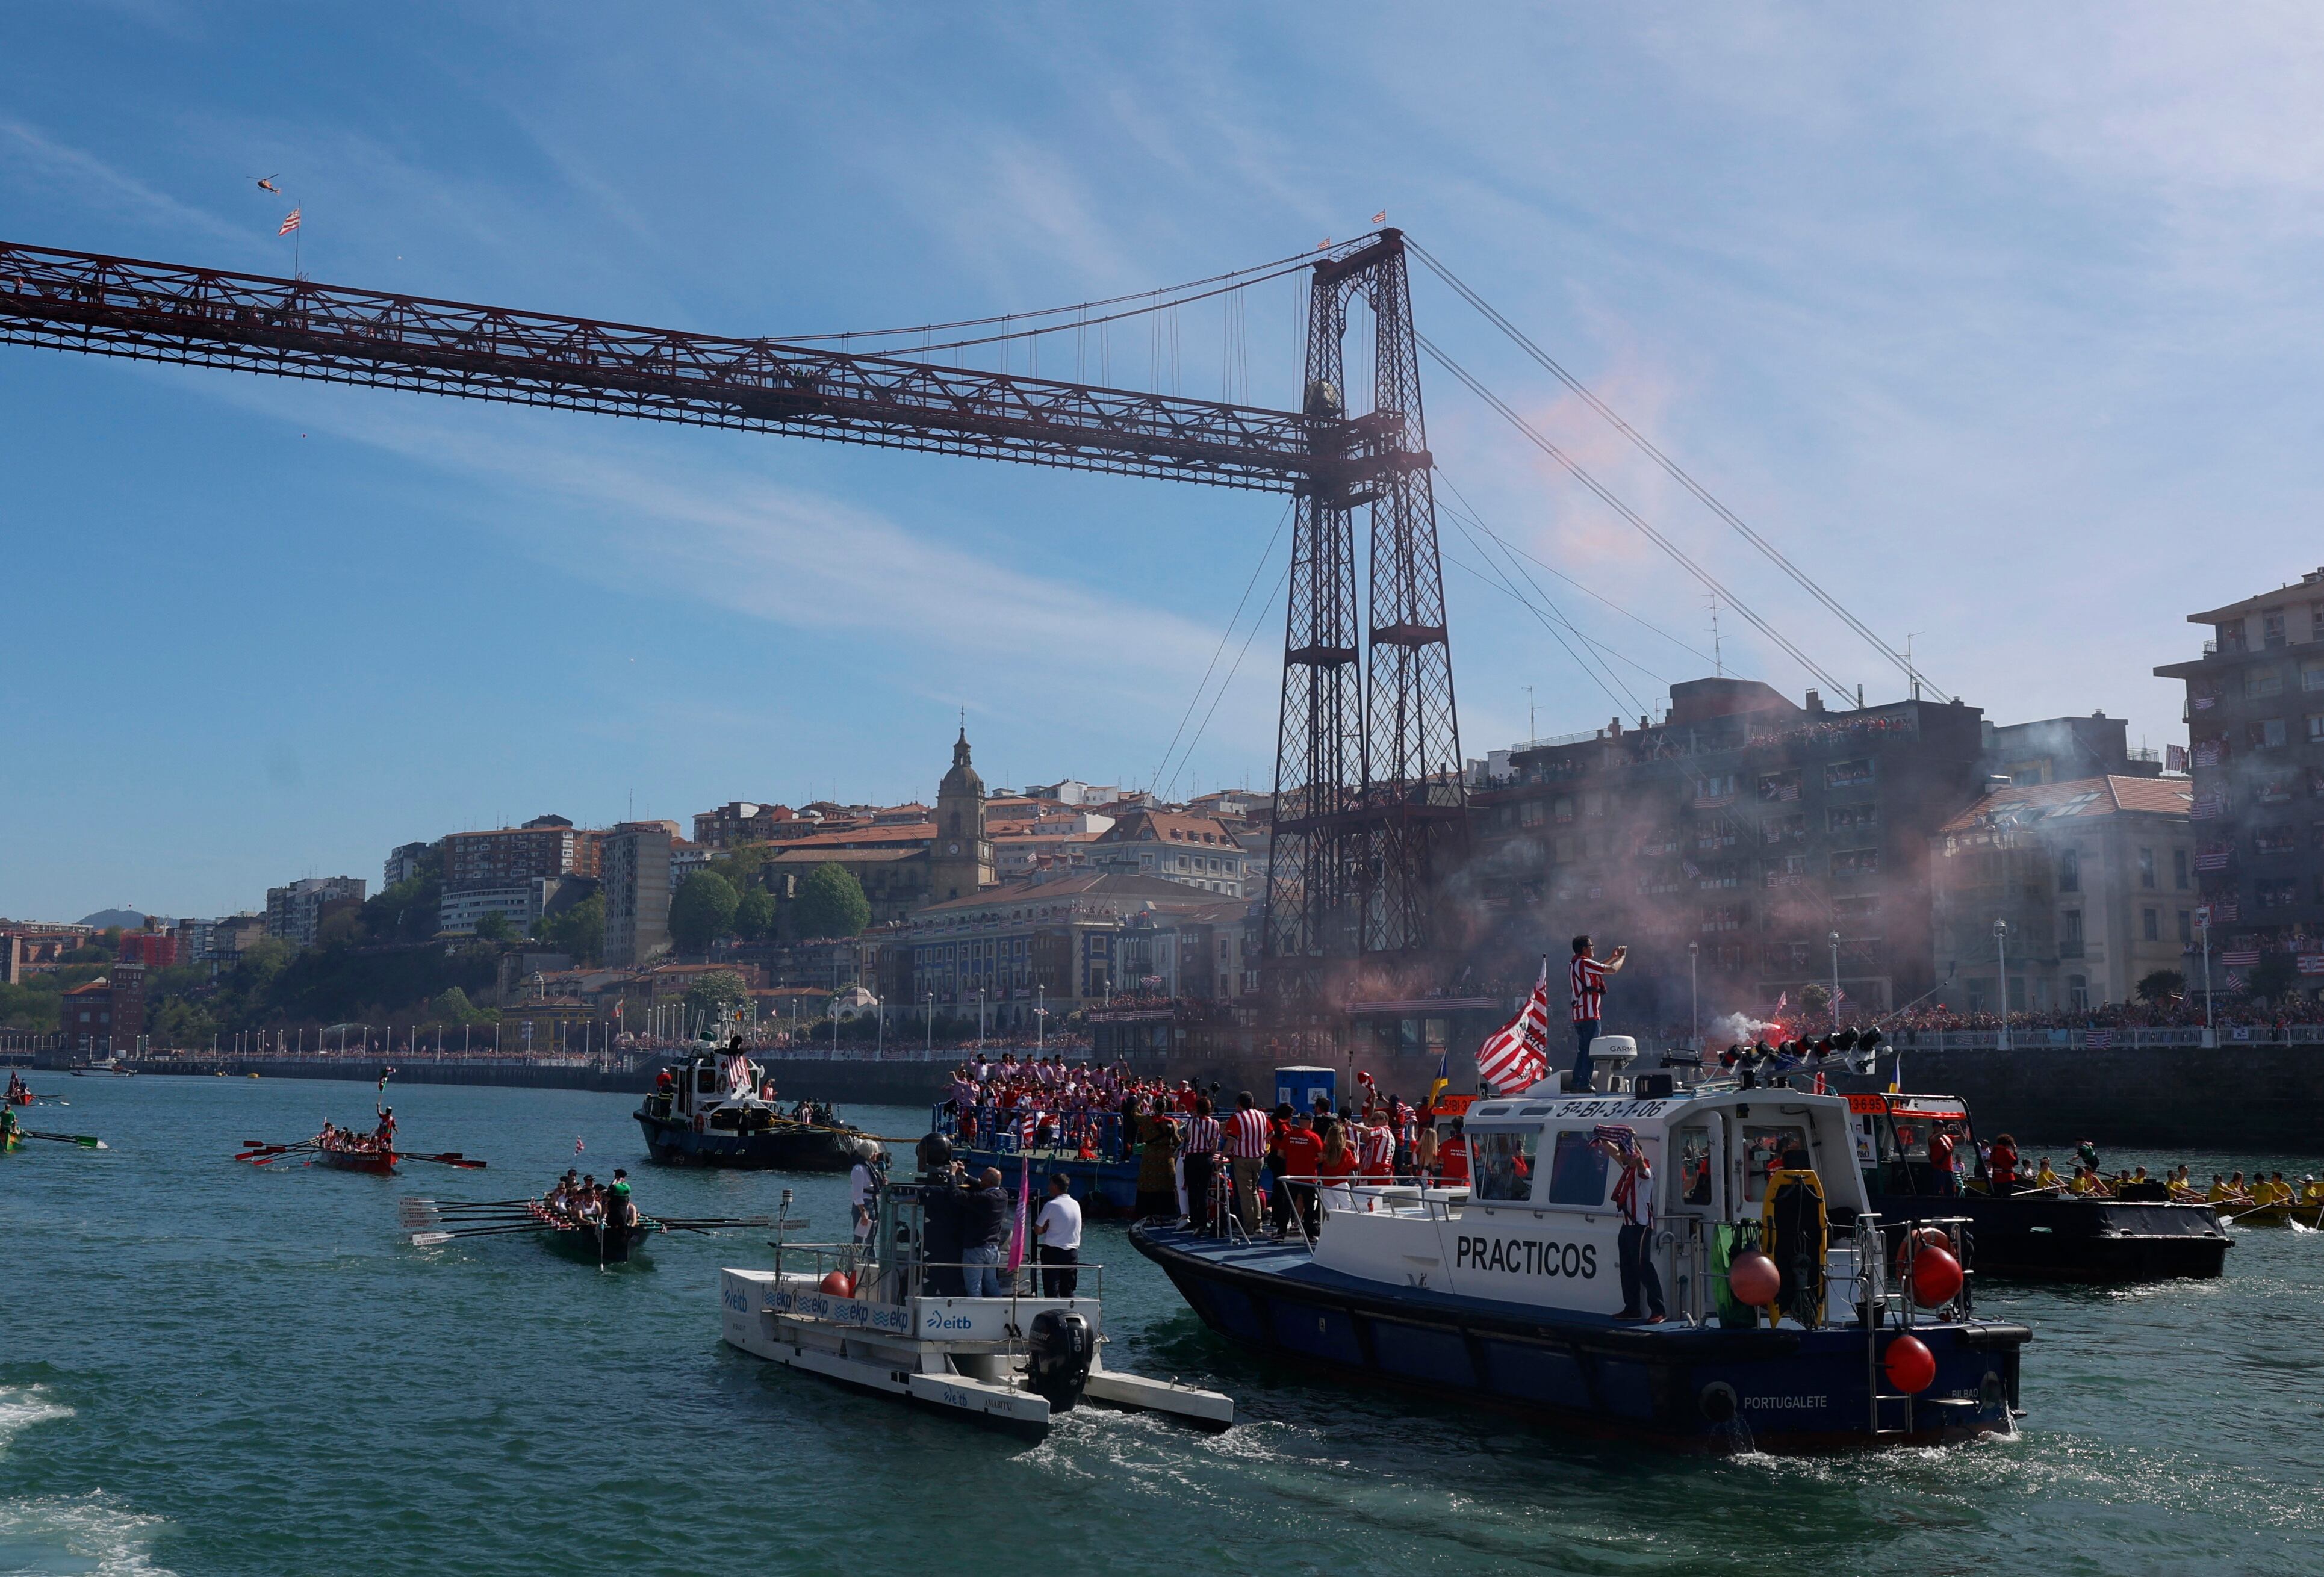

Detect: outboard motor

[1025,1309,1093,1413]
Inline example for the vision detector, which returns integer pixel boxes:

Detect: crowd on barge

[940,1052,1464,1238]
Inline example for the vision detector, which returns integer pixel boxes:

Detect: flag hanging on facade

[1475,958,1552,1092]
[277,207,302,235]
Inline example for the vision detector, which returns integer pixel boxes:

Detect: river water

[6,1076,2323,1575]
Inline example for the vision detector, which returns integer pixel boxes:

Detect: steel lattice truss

[1265,233,1465,994]
[0,234,1464,990]
[0,242,1322,491]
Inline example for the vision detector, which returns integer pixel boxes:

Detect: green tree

[792,863,871,940]
[471,910,515,944]
[433,987,488,1024]
[364,872,445,944]
[536,891,606,965]
[683,969,748,1021]
[668,870,740,954]
[2137,969,2184,1006]
[734,886,778,943]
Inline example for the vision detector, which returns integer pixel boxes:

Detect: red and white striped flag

[1475,958,1552,1092]
[574,1136,584,1154]
[278,207,302,236]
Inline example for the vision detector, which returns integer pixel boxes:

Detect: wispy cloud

[0,118,244,244]
[189,376,1228,708]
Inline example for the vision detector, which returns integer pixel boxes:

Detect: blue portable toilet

[1274,1065,1336,1115]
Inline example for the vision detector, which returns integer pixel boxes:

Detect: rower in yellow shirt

[2070,1166,2101,1196]
[2032,1158,2061,1192]
[2206,1174,2235,1205]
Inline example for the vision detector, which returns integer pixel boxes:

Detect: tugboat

[1132,1039,2031,1452]
[1848,1091,2231,1281]
[636,1034,883,1172]
[718,1170,1234,1436]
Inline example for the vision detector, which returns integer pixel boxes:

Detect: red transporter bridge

[0,233,1467,1010]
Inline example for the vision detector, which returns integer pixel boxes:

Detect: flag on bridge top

[277,206,301,236]
[1372,210,1388,224]
[1474,958,1552,1093]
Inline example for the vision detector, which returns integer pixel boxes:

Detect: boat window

[1471,1130,1540,1203]
[1673,1123,1714,1207]
[1545,1130,1611,1208]
[1737,1123,1812,1204]
[696,1067,718,1095]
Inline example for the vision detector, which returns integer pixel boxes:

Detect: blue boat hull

[1131,1225,2026,1452]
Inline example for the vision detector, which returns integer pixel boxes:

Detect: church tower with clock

[931,725,995,902]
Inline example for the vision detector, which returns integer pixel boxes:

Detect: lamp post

[1993,918,2012,1052]
[1036,985,1046,1052]
[2196,905,2214,1044]
[1829,930,1842,1034]
[1687,941,1699,1050]
[978,988,987,1048]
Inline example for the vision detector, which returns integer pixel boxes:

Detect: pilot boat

[1848,1092,2231,1281]
[1132,1041,2031,1452]
[638,1038,882,1171]
[719,1176,1234,1437]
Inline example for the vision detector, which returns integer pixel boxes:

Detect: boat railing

[765,1239,1106,1302]
[1193,1170,1471,1251]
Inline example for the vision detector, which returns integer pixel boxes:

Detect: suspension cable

[1149,499,1293,794]
[1418,329,1860,700]
[1410,240,1946,702]
[775,251,1313,349]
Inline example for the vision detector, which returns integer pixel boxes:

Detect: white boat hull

[719,1268,1231,1433]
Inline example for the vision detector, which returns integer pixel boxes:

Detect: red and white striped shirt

[1224,1107,1271,1159]
[1182,1114,1222,1156]
[1358,1122,1396,1176]
[1570,954,1609,1023]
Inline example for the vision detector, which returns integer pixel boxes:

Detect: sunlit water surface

[5,1076,2322,1575]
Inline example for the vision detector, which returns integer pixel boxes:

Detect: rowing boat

[313,1138,399,1175]
[528,1201,660,1266]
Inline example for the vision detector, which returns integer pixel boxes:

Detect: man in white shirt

[849,1154,878,1245]
[1033,1173,1083,1297]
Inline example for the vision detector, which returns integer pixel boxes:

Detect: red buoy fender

[1910,1245,1964,1307]
[819,1271,854,1297]
[1884,1333,1937,1393]
[1727,1250,1780,1306]
[1892,1225,1953,1280]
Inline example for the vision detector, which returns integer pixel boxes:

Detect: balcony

[2057,941,2085,959]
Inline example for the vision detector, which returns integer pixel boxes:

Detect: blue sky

[5,4,2321,923]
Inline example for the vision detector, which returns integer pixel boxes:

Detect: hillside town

[8,566,2324,1065]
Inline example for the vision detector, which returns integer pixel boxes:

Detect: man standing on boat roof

[1568,935,1628,1091]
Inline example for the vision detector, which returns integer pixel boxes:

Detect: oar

[23,1130,108,1150]
[2220,1200,2270,1223]
[247,1145,318,1166]
[400,1153,488,1170]
[409,1224,545,1247]
[652,1215,773,1230]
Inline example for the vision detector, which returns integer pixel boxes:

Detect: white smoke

[1709,1012,1774,1047]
